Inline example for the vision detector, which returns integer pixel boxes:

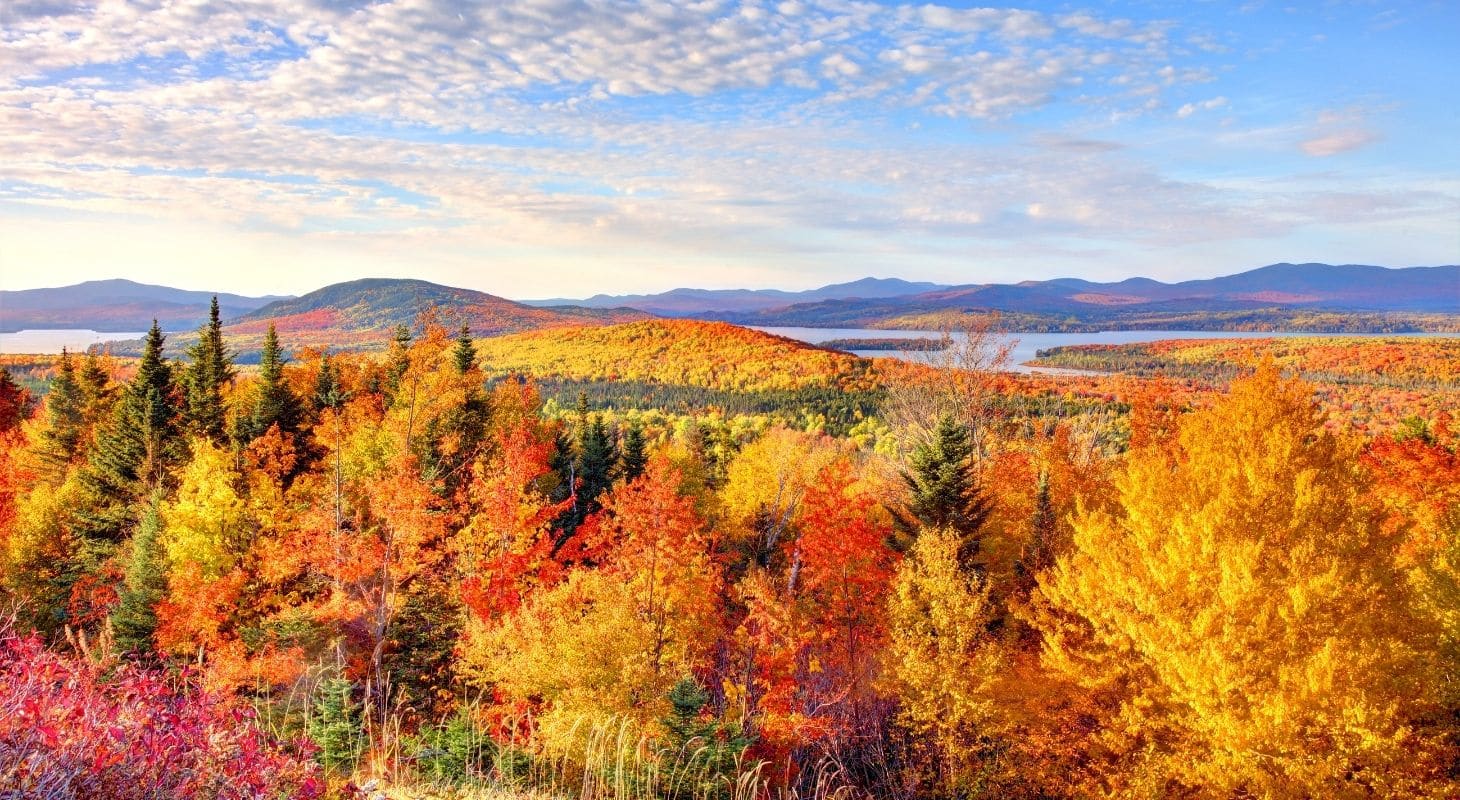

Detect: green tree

[36,348,86,478]
[78,321,185,547]
[621,423,648,483]
[77,350,113,419]
[451,324,477,375]
[239,323,302,443]
[383,324,412,404]
[183,296,234,441]
[565,414,617,532]
[111,497,168,654]
[313,352,342,413]
[897,414,991,566]
[309,673,365,774]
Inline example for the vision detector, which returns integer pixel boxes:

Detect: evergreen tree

[383,324,412,404]
[309,673,365,774]
[79,321,185,546]
[78,350,112,418]
[1014,468,1056,596]
[620,422,648,483]
[240,323,302,442]
[451,324,476,375]
[575,414,617,516]
[36,348,86,476]
[661,677,752,798]
[183,296,234,441]
[897,414,991,568]
[111,497,167,654]
[313,352,342,413]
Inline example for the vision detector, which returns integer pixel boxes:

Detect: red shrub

[0,633,323,799]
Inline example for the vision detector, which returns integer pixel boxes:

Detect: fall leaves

[0,319,1457,799]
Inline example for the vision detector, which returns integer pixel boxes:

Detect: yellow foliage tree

[160,438,248,580]
[884,528,1006,796]
[1033,363,1449,797]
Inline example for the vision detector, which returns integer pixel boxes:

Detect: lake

[754,327,1458,374]
[0,329,146,355]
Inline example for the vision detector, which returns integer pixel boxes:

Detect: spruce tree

[575,414,617,515]
[68,329,179,619]
[313,352,342,413]
[79,321,185,545]
[621,422,647,483]
[111,497,168,654]
[383,324,412,404]
[309,673,365,774]
[1015,468,1056,592]
[451,324,476,375]
[36,348,86,475]
[897,414,991,568]
[240,323,302,442]
[78,350,112,418]
[183,296,234,441]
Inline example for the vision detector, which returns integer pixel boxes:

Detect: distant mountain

[707,264,1460,330]
[522,277,948,316]
[214,278,649,355]
[0,279,289,332]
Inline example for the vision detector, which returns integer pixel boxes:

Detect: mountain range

[521,276,947,315]
[0,279,289,332]
[4,264,1457,355]
[538,264,1460,328]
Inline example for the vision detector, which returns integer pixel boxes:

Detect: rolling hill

[0,279,288,332]
[215,278,650,354]
[472,319,879,393]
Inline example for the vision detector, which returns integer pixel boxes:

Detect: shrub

[0,631,322,799]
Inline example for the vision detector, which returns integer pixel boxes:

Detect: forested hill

[134,278,652,357]
[472,318,879,393]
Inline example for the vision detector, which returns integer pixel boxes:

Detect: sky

[1,0,1457,300]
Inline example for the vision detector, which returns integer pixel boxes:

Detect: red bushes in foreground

[0,632,322,800]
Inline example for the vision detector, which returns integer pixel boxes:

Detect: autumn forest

[1,303,1458,800]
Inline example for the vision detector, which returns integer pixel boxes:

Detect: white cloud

[1176,95,1228,118]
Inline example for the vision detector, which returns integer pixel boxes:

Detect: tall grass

[383,712,860,800]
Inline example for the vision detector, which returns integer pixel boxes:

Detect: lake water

[754,327,1458,374]
[0,329,146,355]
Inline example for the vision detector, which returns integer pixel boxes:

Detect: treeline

[0,306,1457,799]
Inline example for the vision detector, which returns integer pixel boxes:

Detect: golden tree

[1034,363,1450,797]
[884,527,1005,796]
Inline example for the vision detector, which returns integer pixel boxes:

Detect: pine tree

[1015,468,1055,591]
[78,350,112,418]
[572,414,617,527]
[897,414,991,567]
[309,673,365,774]
[383,324,412,404]
[621,423,648,483]
[451,324,476,375]
[240,323,302,443]
[183,296,233,441]
[79,321,185,545]
[36,348,86,476]
[313,352,341,412]
[111,497,167,654]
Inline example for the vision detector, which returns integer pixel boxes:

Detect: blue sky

[0,0,1455,299]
